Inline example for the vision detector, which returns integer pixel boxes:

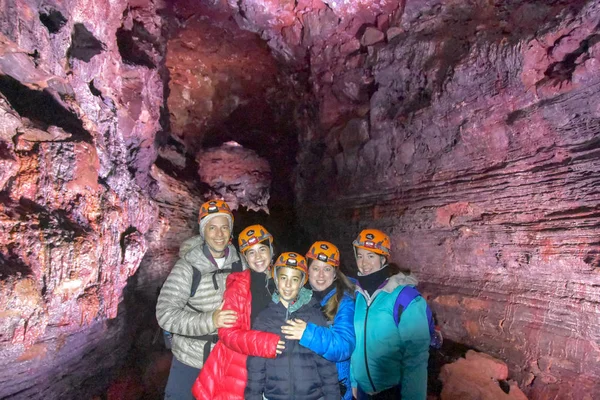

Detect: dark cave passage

[1,0,600,399]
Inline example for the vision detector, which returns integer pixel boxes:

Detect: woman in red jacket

[192,225,285,400]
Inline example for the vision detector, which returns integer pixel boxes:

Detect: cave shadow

[90,272,171,400]
[427,338,475,396]
[0,75,92,142]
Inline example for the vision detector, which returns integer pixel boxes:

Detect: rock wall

[2,0,599,398]
[0,0,165,397]
[148,0,307,283]
[150,0,600,396]
[288,1,600,398]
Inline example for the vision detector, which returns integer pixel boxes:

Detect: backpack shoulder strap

[184,267,203,312]
[393,285,437,339]
[231,259,243,273]
[188,258,240,298]
[393,285,421,326]
[190,267,202,297]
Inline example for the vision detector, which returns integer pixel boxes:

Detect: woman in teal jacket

[281,241,356,400]
[351,229,431,400]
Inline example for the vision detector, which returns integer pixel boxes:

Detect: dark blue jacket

[300,289,355,400]
[245,288,340,400]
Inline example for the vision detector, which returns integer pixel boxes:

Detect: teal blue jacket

[351,273,430,400]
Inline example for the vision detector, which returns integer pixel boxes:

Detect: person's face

[277,267,303,303]
[355,248,384,275]
[308,259,335,291]
[244,243,271,273]
[203,215,231,257]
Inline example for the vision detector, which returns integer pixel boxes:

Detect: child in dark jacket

[245,252,340,400]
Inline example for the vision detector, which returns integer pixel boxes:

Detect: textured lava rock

[0,0,165,397]
[440,350,527,400]
[164,1,280,155]
[159,2,600,395]
[281,0,600,398]
[158,0,305,265]
[3,1,599,399]
[197,142,271,212]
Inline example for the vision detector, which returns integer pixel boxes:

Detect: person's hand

[352,387,357,399]
[212,301,238,328]
[275,340,285,355]
[281,318,307,340]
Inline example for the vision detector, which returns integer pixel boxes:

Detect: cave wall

[286,1,600,399]
[1,0,599,398]
[0,0,305,396]
[0,0,166,397]
[145,0,310,290]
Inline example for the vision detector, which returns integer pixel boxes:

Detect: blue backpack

[393,286,442,349]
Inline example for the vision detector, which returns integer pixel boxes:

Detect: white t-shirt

[215,257,226,269]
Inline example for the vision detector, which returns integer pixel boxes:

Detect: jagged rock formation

[196,142,272,212]
[440,350,527,400]
[0,0,165,397]
[1,0,599,398]
[281,1,599,398]
[156,0,600,397]
[0,0,300,396]
[148,0,305,286]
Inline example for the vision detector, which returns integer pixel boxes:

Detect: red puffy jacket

[192,269,280,399]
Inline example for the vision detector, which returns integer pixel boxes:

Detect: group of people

[156,200,432,400]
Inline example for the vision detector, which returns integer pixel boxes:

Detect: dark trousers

[164,357,200,400]
[357,385,401,400]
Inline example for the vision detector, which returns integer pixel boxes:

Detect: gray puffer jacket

[156,235,242,368]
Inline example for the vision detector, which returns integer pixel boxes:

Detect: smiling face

[244,242,271,273]
[203,215,231,258]
[308,259,336,291]
[355,247,385,276]
[276,266,303,306]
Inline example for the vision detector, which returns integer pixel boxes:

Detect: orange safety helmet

[306,241,340,268]
[198,199,234,224]
[273,252,308,284]
[352,228,391,257]
[238,224,273,253]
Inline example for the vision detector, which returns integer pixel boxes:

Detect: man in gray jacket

[157,199,243,399]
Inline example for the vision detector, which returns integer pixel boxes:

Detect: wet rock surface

[1,0,599,398]
[0,0,165,397]
[440,350,527,400]
[290,1,600,398]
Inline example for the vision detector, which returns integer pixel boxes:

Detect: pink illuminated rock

[0,0,165,396]
[293,1,600,399]
[465,350,509,381]
[440,351,527,400]
[387,26,404,41]
[361,27,385,46]
[196,142,271,212]
[2,0,599,399]
[165,5,279,154]
[0,277,47,347]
